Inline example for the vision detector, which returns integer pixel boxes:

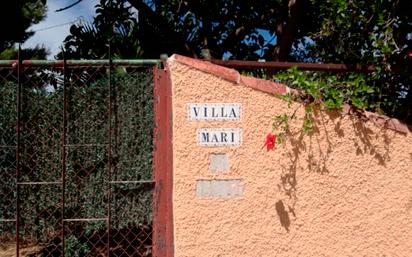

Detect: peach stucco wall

[167,55,412,257]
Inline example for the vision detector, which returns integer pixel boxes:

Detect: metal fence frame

[0,50,174,256]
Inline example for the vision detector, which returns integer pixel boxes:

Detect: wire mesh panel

[19,185,62,256]
[0,66,18,254]
[64,220,107,257]
[20,66,63,182]
[109,67,154,257]
[66,66,109,223]
[19,66,64,256]
[64,66,110,257]
[112,69,154,182]
[0,61,156,257]
[111,184,153,257]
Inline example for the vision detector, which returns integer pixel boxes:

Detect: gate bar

[109,180,154,184]
[15,45,22,257]
[64,143,108,147]
[209,59,411,73]
[63,218,108,222]
[0,58,406,73]
[0,59,160,67]
[61,51,68,257]
[17,182,62,185]
[107,42,113,257]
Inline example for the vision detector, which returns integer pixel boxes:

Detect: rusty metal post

[107,42,113,257]
[152,61,174,257]
[15,45,22,257]
[61,50,68,257]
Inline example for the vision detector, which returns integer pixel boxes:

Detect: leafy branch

[270,66,377,146]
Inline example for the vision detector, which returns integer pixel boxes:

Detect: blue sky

[23,0,99,58]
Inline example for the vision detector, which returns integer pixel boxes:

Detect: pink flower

[264,133,276,151]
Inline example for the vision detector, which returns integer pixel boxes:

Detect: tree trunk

[272,0,304,61]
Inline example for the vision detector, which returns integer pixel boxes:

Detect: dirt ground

[0,242,43,257]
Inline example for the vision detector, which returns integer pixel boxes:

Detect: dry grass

[0,242,43,257]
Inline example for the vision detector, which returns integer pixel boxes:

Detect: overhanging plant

[264,67,377,149]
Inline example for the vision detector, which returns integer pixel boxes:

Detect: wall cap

[168,54,411,134]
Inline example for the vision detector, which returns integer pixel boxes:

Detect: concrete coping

[168,54,411,135]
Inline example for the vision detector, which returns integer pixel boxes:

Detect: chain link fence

[0,59,157,257]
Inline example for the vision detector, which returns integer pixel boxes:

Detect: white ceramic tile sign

[188,103,241,121]
[197,128,242,146]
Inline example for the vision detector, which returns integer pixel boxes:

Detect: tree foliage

[62,0,411,60]
[287,0,412,122]
[308,0,411,64]
[60,0,143,59]
[0,45,50,60]
[57,0,410,122]
[0,0,47,53]
[61,0,314,60]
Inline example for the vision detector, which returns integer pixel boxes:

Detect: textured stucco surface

[167,57,412,257]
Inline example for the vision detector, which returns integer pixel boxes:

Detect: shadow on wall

[295,108,395,174]
[349,117,391,166]
[275,107,405,231]
[275,200,291,232]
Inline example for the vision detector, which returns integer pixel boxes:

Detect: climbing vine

[266,67,377,149]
